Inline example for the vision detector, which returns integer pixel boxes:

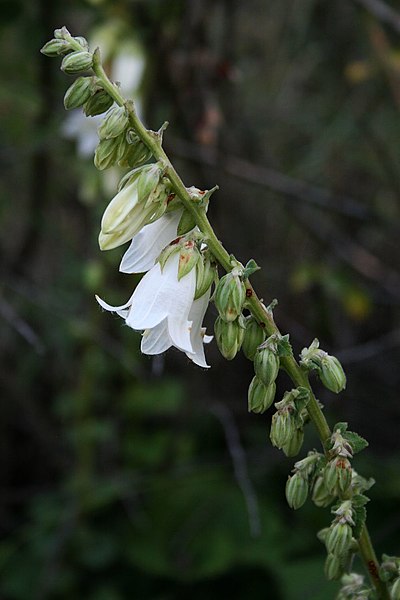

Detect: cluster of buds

[285,451,322,509]
[323,429,354,497]
[321,500,355,581]
[380,555,400,599]
[300,338,346,394]
[270,387,309,457]
[214,267,247,360]
[336,573,372,600]
[247,334,281,414]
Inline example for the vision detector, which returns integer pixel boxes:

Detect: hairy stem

[90,48,389,599]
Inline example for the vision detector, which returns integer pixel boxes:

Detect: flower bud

[379,555,400,583]
[312,475,335,508]
[324,553,343,581]
[319,355,346,394]
[94,135,123,170]
[84,90,114,116]
[248,376,276,414]
[74,36,89,50]
[270,406,295,449]
[137,164,164,206]
[254,346,280,387]
[118,132,152,168]
[41,38,71,57]
[325,522,353,557]
[282,427,304,457]
[98,106,129,140]
[214,316,245,361]
[286,472,308,509]
[242,316,266,361]
[64,76,95,110]
[214,269,246,322]
[194,255,216,300]
[61,51,93,74]
[324,457,352,496]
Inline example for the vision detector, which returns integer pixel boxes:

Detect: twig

[210,402,261,537]
[0,294,45,354]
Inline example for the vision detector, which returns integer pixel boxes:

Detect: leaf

[333,422,348,434]
[276,334,293,357]
[243,259,261,278]
[343,431,369,454]
[353,504,367,539]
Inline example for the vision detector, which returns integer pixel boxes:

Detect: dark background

[1,0,400,598]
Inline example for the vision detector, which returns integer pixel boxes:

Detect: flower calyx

[157,231,203,281]
[300,338,346,394]
[214,267,246,322]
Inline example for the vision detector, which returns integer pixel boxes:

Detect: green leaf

[333,422,348,434]
[276,334,293,357]
[343,431,369,454]
[353,504,367,539]
[243,259,261,278]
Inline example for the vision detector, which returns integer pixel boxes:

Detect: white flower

[96,251,212,366]
[119,209,183,273]
[141,286,212,368]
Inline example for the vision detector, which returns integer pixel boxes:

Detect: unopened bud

[84,89,114,116]
[286,472,308,509]
[248,376,276,414]
[282,427,304,457]
[324,553,343,581]
[94,135,123,170]
[214,269,246,322]
[195,255,216,300]
[326,522,353,557]
[98,105,129,140]
[242,316,266,361]
[270,406,295,449]
[61,51,93,74]
[137,164,164,206]
[312,475,335,508]
[379,555,400,582]
[64,76,95,110]
[320,355,346,394]
[324,457,352,496]
[254,346,280,387]
[74,36,89,50]
[214,315,245,361]
[41,38,71,57]
[118,132,152,168]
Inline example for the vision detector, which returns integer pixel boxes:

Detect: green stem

[91,51,389,600]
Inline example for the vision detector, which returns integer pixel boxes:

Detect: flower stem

[91,55,390,600]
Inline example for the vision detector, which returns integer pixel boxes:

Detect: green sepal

[177,209,196,236]
[94,135,123,170]
[334,422,369,455]
[178,242,200,281]
[243,259,261,279]
[63,76,96,110]
[98,105,129,140]
[282,428,304,457]
[352,499,368,539]
[84,89,114,116]
[276,334,293,357]
[61,51,93,74]
[41,38,72,57]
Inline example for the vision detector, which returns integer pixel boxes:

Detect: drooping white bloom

[96,252,195,354]
[141,286,212,368]
[119,209,183,274]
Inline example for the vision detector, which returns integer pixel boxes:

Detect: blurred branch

[0,293,45,354]
[210,402,261,538]
[168,136,372,220]
[352,0,400,34]
[336,327,400,364]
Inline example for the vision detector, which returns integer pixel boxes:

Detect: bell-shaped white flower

[96,251,196,353]
[141,286,212,367]
[119,209,183,274]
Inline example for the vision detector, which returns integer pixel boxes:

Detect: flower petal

[95,293,134,318]
[101,181,139,234]
[119,209,183,274]
[185,287,212,368]
[141,320,172,355]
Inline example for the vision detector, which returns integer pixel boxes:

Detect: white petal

[128,254,196,353]
[101,182,139,234]
[185,288,212,368]
[141,320,172,355]
[120,209,182,274]
[95,293,134,318]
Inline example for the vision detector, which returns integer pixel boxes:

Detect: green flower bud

[242,315,266,361]
[41,38,71,57]
[177,208,197,236]
[282,427,304,457]
[312,475,335,508]
[63,76,95,110]
[324,553,343,581]
[248,376,276,414]
[74,36,89,50]
[391,578,400,600]
[61,51,93,74]
[326,522,353,557]
[94,135,123,171]
[324,457,352,496]
[214,269,246,322]
[98,106,129,140]
[319,355,346,394]
[286,472,308,509]
[194,255,216,300]
[118,131,152,168]
[137,164,164,206]
[270,406,295,449]
[254,346,280,387]
[178,240,201,280]
[214,316,245,361]
[379,555,400,583]
[84,90,114,116]
[54,27,69,39]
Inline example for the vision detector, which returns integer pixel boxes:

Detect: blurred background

[1,0,400,598]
